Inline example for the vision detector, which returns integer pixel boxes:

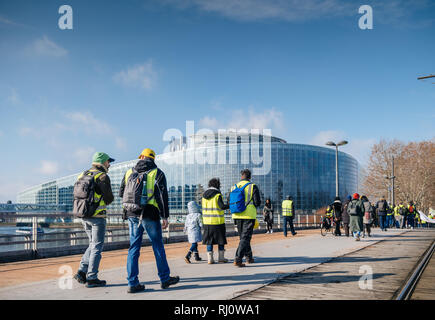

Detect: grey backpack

[347,200,359,215]
[73,170,100,218]
[122,168,154,212]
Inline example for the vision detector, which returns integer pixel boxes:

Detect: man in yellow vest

[73,152,114,288]
[119,148,179,293]
[229,169,261,267]
[282,195,297,237]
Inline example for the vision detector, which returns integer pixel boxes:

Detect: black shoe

[128,283,145,293]
[86,278,106,288]
[292,232,297,236]
[161,276,180,289]
[73,271,87,284]
[193,252,202,261]
[184,251,192,264]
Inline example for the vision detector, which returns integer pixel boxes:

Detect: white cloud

[113,60,156,90]
[199,107,284,134]
[73,147,96,165]
[65,111,113,135]
[31,36,68,57]
[115,137,128,151]
[7,88,20,104]
[309,130,376,165]
[38,160,59,175]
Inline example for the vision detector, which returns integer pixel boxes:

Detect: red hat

[353,193,360,200]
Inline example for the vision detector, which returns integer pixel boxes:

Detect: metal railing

[0,212,320,261]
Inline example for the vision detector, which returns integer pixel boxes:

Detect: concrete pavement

[0,228,408,300]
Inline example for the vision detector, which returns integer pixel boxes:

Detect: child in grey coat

[183,201,203,263]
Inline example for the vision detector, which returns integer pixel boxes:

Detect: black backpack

[378,201,386,211]
[399,206,407,215]
[347,200,359,215]
[72,170,101,218]
[122,168,155,212]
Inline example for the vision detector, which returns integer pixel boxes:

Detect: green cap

[92,152,115,164]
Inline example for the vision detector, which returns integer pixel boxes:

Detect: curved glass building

[17,132,359,216]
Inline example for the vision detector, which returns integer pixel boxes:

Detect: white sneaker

[271,230,273,233]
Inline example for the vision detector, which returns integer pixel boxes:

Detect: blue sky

[0,0,434,201]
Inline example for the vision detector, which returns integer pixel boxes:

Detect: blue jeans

[206,244,224,252]
[189,242,198,252]
[126,217,170,287]
[386,215,393,228]
[407,215,415,228]
[79,218,106,280]
[379,215,387,230]
[283,216,296,236]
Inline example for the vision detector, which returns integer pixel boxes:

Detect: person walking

[263,198,274,234]
[120,148,179,293]
[386,203,394,228]
[73,152,115,288]
[394,204,401,228]
[407,201,416,229]
[341,195,351,237]
[331,197,342,236]
[183,201,203,263]
[282,195,297,237]
[229,169,261,267]
[376,196,389,231]
[395,203,408,229]
[202,178,229,264]
[361,195,374,237]
[347,193,364,241]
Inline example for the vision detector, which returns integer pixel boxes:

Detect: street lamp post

[385,156,396,207]
[326,140,348,198]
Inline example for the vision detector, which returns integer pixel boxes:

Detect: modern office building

[17,132,359,216]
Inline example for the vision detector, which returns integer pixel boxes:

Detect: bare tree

[362,138,435,213]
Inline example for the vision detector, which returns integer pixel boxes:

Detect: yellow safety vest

[407,205,416,216]
[124,168,159,209]
[76,169,106,217]
[282,200,294,217]
[394,206,401,216]
[202,193,225,225]
[231,180,257,220]
[325,206,333,218]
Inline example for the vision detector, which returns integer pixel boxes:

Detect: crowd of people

[71,148,431,294]
[323,194,429,241]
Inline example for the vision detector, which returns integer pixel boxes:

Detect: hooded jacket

[119,158,169,220]
[202,187,229,211]
[330,199,342,220]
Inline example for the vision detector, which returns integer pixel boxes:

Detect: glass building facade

[17,133,359,216]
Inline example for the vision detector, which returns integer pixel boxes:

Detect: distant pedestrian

[341,195,351,237]
[229,169,261,267]
[361,195,374,237]
[73,152,115,288]
[395,203,408,229]
[376,196,389,231]
[183,201,203,263]
[202,178,229,264]
[407,201,416,229]
[263,198,274,234]
[330,197,342,236]
[386,203,394,228]
[282,195,297,237]
[120,148,179,293]
[347,193,364,241]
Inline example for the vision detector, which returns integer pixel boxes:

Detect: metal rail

[396,240,435,300]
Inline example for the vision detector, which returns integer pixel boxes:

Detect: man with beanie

[73,152,115,287]
[120,148,179,293]
[348,193,364,241]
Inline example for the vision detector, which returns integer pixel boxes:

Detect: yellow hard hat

[139,148,156,159]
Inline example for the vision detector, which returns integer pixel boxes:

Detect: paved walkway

[0,228,410,300]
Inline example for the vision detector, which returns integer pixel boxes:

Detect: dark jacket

[263,203,274,221]
[227,181,261,209]
[341,200,350,224]
[376,200,388,216]
[119,159,169,220]
[202,188,229,210]
[91,163,114,208]
[331,199,342,220]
